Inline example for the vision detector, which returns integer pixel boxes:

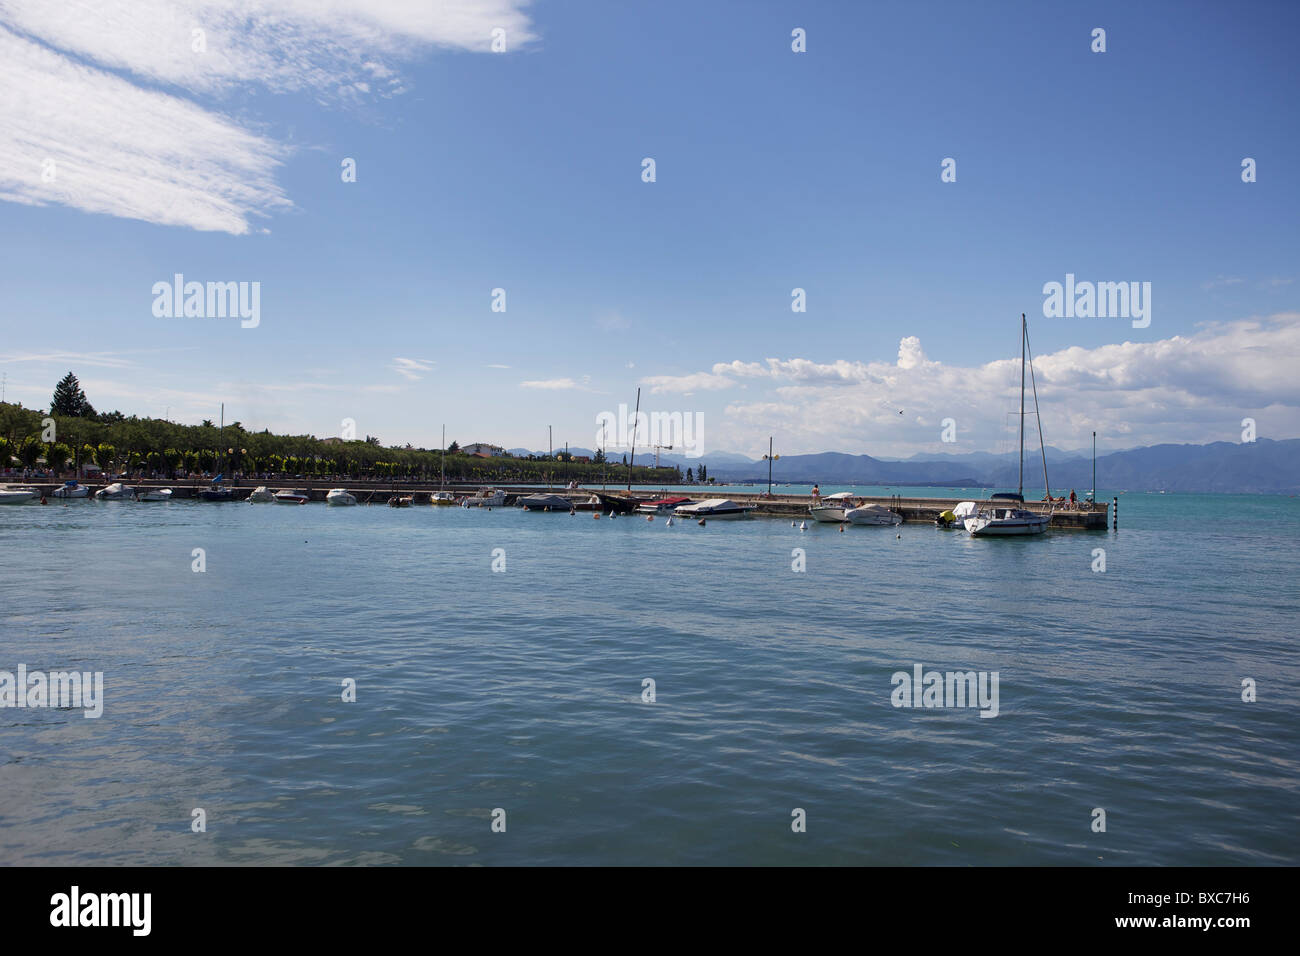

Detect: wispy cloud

[520,378,579,390]
[390,357,435,380]
[0,24,292,234]
[1203,275,1246,290]
[0,1,537,232]
[0,347,198,369]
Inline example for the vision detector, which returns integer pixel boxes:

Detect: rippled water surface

[1,490,1297,865]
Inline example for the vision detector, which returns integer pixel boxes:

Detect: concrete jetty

[21,478,1110,529]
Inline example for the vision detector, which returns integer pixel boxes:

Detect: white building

[461,442,507,457]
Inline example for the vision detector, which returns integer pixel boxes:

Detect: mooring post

[1112,496,1118,530]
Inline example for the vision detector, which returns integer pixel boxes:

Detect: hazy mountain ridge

[702,439,1300,494]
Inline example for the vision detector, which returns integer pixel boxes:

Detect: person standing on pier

[811,484,821,503]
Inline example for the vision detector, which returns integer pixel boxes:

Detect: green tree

[93,442,116,474]
[18,436,43,471]
[51,372,95,417]
[447,440,459,453]
[0,437,11,472]
[45,442,72,474]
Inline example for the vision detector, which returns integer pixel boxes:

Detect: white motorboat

[247,486,275,503]
[461,488,506,508]
[964,313,1053,538]
[673,498,754,520]
[431,491,457,506]
[326,488,357,506]
[51,480,90,499]
[135,488,172,502]
[273,489,310,505]
[95,482,135,500]
[937,500,977,528]
[517,493,571,511]
[809,492,857,522]
[637,496,693,515]
[0,485,38,504]
[845,503,903,526]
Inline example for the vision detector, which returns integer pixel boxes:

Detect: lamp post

[1092,431,1096,504]
[762,437,780,496]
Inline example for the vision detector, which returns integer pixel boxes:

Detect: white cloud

[643,371,738,393]
[643,312,1300,454]
[390,357,435,380]
[519,378,579,390]
[0,1,536,232]
[0,1,537,95]
[0,24,292,234]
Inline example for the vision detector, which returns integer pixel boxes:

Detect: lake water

[1,490,1297,865]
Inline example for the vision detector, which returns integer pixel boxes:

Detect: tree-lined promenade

[0,376,681,486]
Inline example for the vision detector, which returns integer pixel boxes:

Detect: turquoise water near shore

[1,492,1297,865]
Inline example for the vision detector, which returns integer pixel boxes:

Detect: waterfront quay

[21,478,1112,529]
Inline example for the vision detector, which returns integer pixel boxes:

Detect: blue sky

[1,0,1297,459]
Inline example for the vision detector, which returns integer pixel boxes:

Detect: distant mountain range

[503,439,1298,493]
[695,439,1300,495]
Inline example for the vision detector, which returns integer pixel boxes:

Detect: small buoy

[698,518,706,526]
[666,517,673,526]
[569,508,576,515]
[646,514,654,521]
[609,512,616,519]
[799,521,807,531]
[896,533,901,539]
[791,521,796,527]
[839,524,844,532]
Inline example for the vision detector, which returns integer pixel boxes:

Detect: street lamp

[762,436,780,496]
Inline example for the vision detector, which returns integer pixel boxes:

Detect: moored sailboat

[964,314,1052,537]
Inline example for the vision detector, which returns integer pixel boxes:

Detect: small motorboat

[517,493,571,511]
[809,491,856,522]
[594,491,641,514]
[430,491,457,506]
[844,503,902,526]
[273,489,310,505]
[388,495,413,508]
[247,485,275,503]
[95,482,135,500]
[460,488,506,508]
[199,476,234,501]
[0,485,38,505]
[135,488,173,502]
[51,480,90,499]
[637,496,693,515]
[326,488,357,506]
[936,501,976,529]
[673,498,754,520]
